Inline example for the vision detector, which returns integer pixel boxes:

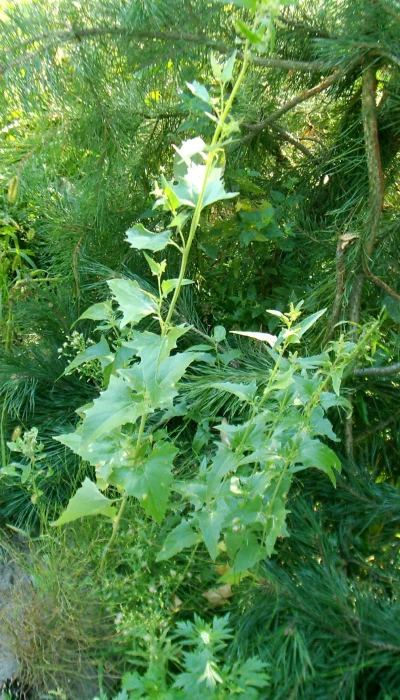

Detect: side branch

[1,27,324,76]
[270,124,313,157]
[242,70,341,138]
[354,362,400,377]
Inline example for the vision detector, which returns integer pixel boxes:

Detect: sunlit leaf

[52,478,116,526]
[125,224,172,252]
[107,279,157,327]
[230,330,277,347]
[156,520,200,561]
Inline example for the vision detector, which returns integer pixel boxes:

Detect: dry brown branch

[364,266,400,301]
[354,408,400,443]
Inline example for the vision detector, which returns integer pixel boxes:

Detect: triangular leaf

[210,380,257,402]
[52,478,116,526]
[80,375,147,446]
[107,279,157,327]
[295,435,341,485]
[78,301,113,322]
[156,520,200,561]
[125,224,172,252]
[116,442,177,523]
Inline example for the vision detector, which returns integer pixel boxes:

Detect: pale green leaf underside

[107,278,157,327]
[125,224,172,252]
[52,478,116,526]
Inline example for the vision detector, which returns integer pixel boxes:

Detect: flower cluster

[58,331,102,384]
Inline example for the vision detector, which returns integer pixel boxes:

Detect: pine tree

[1,1,400,696]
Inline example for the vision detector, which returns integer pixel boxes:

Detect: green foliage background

[0,0,400,698]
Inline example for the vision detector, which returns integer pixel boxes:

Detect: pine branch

[364,267,400,302]
[0,27,324,77]
[270,124,314,157]
[353,362,400,377]
[242,70,343,138]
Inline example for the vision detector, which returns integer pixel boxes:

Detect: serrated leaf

[310,406,339,442]
[143,252,166,277]
[54,427,129,482]
[210,380,257,402]
[64,336,113,375]
[236,19,264,44]
[169,164,238,210]
[107,279,157,328]
[117,442,176,523]
[52,478,116,526]
[320,392,352,413]
[125,224,172,252]
[174,137,206,165]
[206,444,242,501]
[78,301,113,322]
[80,375,146,446]
[156,520,200,561]
[264,477,292,556]
[220,534,264,580]
[230,330,277,347]
[331,367,344,396]
[196,506,228,560]
[124,330,196,409]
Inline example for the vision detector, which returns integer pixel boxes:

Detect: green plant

[49,3,363,586]
[92,613,268,699]
[1,426,48,507]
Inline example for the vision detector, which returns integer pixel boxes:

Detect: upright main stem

[163,43,251,331]
[100,412,147,571]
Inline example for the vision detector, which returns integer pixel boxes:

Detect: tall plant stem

[100,412,147,571]
[163,42,251,331]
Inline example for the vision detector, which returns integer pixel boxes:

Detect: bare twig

[270,124,314,157]
[242,70,341,138]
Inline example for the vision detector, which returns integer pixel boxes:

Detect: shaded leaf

[157,520,200,561]
[117,442,177,523]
